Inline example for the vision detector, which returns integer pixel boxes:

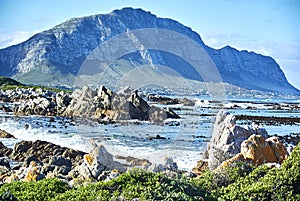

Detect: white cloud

[0,30,40,49]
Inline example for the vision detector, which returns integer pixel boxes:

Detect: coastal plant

[0,143,298,200]
[211,142,300,200]
[54,168,212,201]
[0,178,69,201]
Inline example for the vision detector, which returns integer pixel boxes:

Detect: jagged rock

[64,85,175,122]
[0,158,10,170]
[6,85,178,122]
[23,161,45,182]
[55,91,71,115]
[206,110,271,169]
[0,129,15,138]
[87,144,126,173]
[0,142,13,157]
[207,110,253,169]
[149,106,168,125]
[68,143,125,181]
[23,155,43,167]
[49,155,72,168]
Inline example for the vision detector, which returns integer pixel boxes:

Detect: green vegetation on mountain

[0,143,299,201]
[0,76,72,93]
[0,76,23,87]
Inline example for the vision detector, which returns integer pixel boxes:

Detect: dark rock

[147,94,179,105]
[0,158,10,169]
[49,156,72,168]
[9,140,86,166]
[0,129,15,138]
[23,155,43,167]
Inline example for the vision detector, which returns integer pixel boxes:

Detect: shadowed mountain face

[0,7,298,94]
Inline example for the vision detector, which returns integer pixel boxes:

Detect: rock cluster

[0,131,179,184]
[206,110,288,170]
[147,94,195,106]
[64,85,151,121]
[7,88,71,116]
[7,86,179,124]
[0,140,85,165]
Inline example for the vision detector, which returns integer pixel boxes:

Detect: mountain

[0,7,299,94]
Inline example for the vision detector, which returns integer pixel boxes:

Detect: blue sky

[0,0,299,89]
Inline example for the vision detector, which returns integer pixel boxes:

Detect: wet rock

[147,135,167,140]
[49,155,72,168]
[147,94,179,105]
[0,104,13,112]
[0,129,15,138]
[0,142,13,157]
[23,155,43,167]
[0,158,10,170]
[179,98,195,106]
[10,140,85,165]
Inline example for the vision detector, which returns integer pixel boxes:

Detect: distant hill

[0,7,299,95]
[0,76,23,86]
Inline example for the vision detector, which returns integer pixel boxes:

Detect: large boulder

[218,135,289,169]
[65,86,152,121]
[69,143,126,181]
[207,110,269,169]
[241,134,288,165]
[207,110,252,169]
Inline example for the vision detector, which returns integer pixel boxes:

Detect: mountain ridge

[0,7,299,95]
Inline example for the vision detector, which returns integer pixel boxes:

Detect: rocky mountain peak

[0,7,299,95]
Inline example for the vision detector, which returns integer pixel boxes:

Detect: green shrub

[212,142,300,200]
[55,168,212,201]
[0,178,69,201]
[1,144,298,201]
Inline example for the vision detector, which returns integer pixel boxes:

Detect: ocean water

[1,97,300,171]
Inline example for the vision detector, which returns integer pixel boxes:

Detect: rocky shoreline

[0,85,300,187]
[1,109,299,185]
[0,129,180,185]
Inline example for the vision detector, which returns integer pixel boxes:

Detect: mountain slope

[0,7,298,94]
